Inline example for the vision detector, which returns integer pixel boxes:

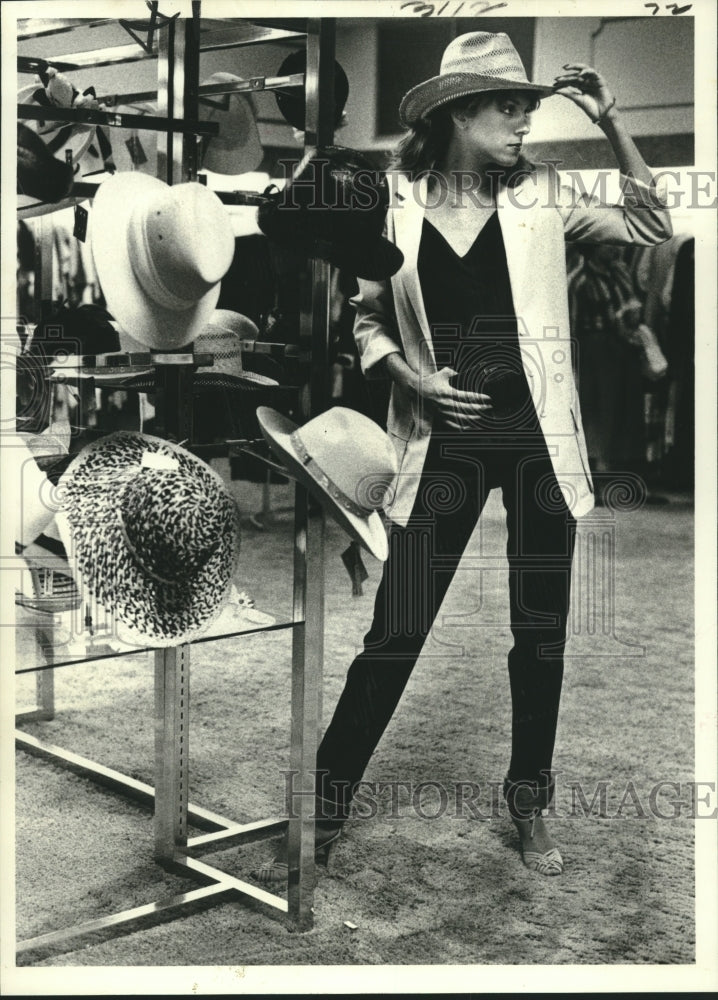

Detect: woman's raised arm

[552,64,657,187]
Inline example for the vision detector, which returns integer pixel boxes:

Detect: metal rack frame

[15,8,336,961]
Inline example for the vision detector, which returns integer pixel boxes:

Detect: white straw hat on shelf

[91,172,235,350]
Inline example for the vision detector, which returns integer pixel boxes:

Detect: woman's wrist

[593,96,618,129]
[383,352,419,394]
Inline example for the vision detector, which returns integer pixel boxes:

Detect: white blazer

[352,163,673,525]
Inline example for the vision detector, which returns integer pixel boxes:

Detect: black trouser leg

[315,437,489,817]
[500,448,577,801]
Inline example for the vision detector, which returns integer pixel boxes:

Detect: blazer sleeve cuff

[359,337,402,379]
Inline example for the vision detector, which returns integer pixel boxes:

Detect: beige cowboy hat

[399,31,557,127]
[256,406,398,561]
[199,73,263,175]
[91,172,235,350]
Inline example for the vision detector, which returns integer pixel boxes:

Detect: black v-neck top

[418,210,538,432]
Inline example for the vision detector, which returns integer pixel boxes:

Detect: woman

[254,31,672,881]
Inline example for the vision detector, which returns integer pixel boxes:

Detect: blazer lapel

[496,179,531,334]
[391,174,435,367]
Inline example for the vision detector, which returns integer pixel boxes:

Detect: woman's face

[458,91,537,167]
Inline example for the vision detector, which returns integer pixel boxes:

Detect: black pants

[315,429,577,820]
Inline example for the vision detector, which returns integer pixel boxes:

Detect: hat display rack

[15,8,339,957]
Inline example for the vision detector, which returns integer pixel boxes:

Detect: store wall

[17,14,695,176]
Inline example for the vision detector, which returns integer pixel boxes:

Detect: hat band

[290,430,371,520]
[127,206,196,314]
[116,504,179,586]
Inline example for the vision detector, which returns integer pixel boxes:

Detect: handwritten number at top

[644,2,693,12]
[399,1,690,16]
[399,0,508,17]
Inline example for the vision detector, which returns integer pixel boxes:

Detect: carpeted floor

[12,469,700,976]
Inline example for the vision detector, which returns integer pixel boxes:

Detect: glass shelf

[15,603,298,673]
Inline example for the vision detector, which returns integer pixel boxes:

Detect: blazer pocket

[389,411,415,442]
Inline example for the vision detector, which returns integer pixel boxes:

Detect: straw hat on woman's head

[91,172,235,350]
[399,31,556,127]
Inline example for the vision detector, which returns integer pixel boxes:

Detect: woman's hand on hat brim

[552,64,616,122]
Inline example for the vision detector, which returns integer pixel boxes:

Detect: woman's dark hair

[387,91,539,188]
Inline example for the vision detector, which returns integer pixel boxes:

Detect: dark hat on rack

[199,73,263,175]
[92,172,235,350]
[17,68,101,214]
[256,406,397,561]
[17,122,75,205]
[257,146,404,281]
[18,304,125,435]
[274,50,349,132]
[55,431,241,646]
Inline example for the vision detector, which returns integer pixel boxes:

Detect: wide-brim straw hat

[192,309,278,390]
[399,31,556,127]
[82,310,279,393]
[91,172,235,351]
[55,431,241,646]
[199,73,263,175]
[256,406,397,561]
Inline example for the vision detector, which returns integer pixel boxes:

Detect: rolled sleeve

[350,277,403,379]
[555,165,673,247]
[619,172,671,210]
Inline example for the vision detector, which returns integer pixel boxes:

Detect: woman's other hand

[552,64,616,123]
[417,367,493,430]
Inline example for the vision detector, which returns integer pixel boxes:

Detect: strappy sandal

[504,775,564,876]
[250,824,342,885]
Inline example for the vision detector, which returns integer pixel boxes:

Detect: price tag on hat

[73,204,89,242]
[125,134,147,166]
[141,451,179,471]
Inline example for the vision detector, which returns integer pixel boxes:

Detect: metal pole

[152,14,194,864]
[182,3,202,182]
[156,16,186,185]
[35,668,55,721]
[286,17,335,932]
[154,644,190,861]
